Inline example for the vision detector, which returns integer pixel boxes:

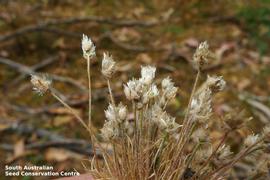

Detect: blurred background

[0,0,270,179]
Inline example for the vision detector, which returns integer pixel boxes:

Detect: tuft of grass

[30,36,270,179]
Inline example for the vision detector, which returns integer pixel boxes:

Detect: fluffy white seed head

[30,74,52,96]
[192,128,208,142]
[190,87,212,122]
[100,120,119,141]
[165,86,178,100]
[162,77,174,90]
[206,75,226,92]
[140,66,156,85]
[217,145,233,160]
[151,104,180,133]
[81,34,96,59]
[162,77,178,100]
[105,104,116,122]
[263,125,270,136]
[118,103,128,121]
[244,134,259,147]
[142,84,159,104]
[124,79,142,100]
[193,41,212,70]
[102,52,116,78]
[105,103,128,123]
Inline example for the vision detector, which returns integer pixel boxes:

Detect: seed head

[151,104,180,133]
[192,128,207,142]
[105,104,116,122]
[118,103,128,121]
[244,134,259,147]
[30,74,52,96]
[217,145,232,160]
[100,120,119,141]
[140,66,156,85]
[193,41,213,70]
[263,126,270,137]
[81,34,96,59]
[162,77,178,100]
[206,75,226,93]
[142,84,159,104]
[102,52,116,78]
[124,79,142,100]
[162,77,174,90]
[190,87,212,122]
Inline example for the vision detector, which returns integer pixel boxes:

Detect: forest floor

[0,1,270,179]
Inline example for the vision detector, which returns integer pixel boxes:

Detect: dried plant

[31,36,270,180]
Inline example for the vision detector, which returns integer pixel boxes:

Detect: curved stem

[51,91,89,133]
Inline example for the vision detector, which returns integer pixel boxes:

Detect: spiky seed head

[100,120,118,141]
[190,87,212,122]
[162,77,174,90]
[193,41,213,70]
[30,74,52,96]
[244,134,259,147]
[105,104,116,122]
[206,75,226,93]
[124,79,141,100]
[142,84,159,104]
[118,103,128,121]
[102,52,116,79]
[165,86,178,100]
[140,66,156,85]
[81,34,96,59]
[192,128,207,142]
[263,126,270,139]
[217,145,233,160]
[162,77,178,100]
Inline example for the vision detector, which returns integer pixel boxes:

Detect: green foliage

[237,3,270,55]
[163,25,184,35]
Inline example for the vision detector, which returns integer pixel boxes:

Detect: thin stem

[192,131,229,179]
[183,70,201,128]
[207,137,265,180]
[107,79,116,107]
[51,90,103,162]
[51,91,89,133]
[168,71,201,178]
[87,56,92,128]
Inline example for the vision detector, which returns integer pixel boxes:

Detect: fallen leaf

[0,123,9,131]
[14,139,25,157]
[45,148,82,162]
[53,115,74,127]
[184,38,199,48]
[48,107,81,115]
[136,53,152,64]
[113,28,141,43]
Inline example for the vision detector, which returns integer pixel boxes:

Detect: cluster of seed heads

[30,34,270,179]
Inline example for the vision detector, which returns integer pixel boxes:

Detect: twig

[0,122,102,157]
[0,16,159,42]
[0,56,86,91]
[10,55,58,86]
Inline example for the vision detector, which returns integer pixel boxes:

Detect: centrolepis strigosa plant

[31,35,270,180]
